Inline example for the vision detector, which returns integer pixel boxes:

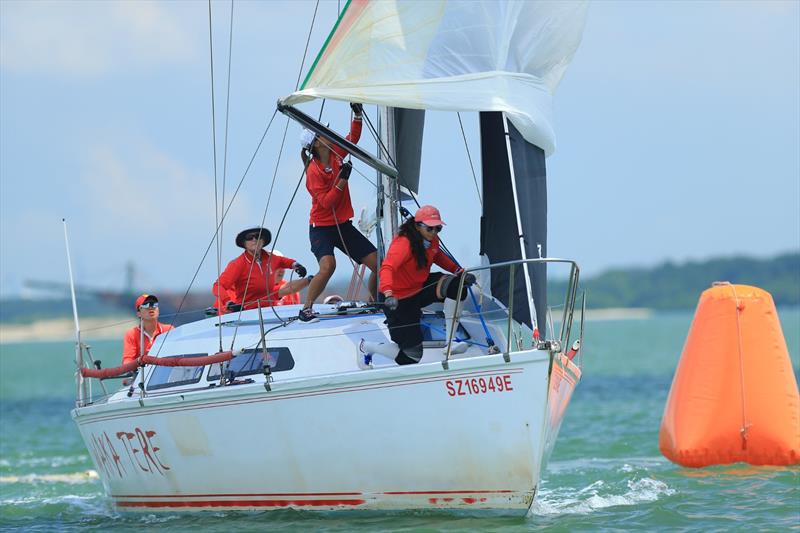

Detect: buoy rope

[731,284,750,450]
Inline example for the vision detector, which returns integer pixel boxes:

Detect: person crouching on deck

[213,227,311,313]
[271,250,301,306]
[359,206,476,365]
[298,102,378,323]
[122,294,174,365]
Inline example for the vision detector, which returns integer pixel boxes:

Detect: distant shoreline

[0,317,132,344]
[0,308,655,344]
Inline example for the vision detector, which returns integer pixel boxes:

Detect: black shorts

[385,273,447,352]
[309,221,377,263]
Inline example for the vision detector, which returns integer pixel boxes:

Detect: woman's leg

[303,255,335,309]
[360,251,378,300]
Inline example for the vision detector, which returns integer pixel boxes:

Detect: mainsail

[281,0,587,331]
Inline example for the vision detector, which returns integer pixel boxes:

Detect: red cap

[134,294,158,311]
[414,205,445,226]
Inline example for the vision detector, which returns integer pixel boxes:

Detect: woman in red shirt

[213,227,311,313]
[360,206,476,365]
[298,103,378,322]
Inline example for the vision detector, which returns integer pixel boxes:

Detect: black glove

[463,273,477,287]
[338,161,352,181]
[384,296,399,311]
[293,263,307,278]
[226,301,242,313]
[350,102,363,116]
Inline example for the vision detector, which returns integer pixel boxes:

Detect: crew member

[122,294,174,365]
[213,227,310,313]
[298,103,378,322]
[359,206,475,365]
[272,250,302,305]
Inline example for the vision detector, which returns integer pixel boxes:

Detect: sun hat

[235,227,272,248]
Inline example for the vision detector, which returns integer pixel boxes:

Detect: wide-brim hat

[235,227,272,248]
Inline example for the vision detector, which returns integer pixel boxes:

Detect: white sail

[283,0,588,155]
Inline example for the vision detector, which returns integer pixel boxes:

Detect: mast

[378,107,400,244]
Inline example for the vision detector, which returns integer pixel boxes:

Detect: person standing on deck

[213,227,311,313]
[122,294,174,365]
[359,206,476,366]
[298,103,378,323]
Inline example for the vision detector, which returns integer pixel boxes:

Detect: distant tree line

[548,251,799,310]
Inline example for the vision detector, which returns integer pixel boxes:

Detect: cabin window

[206,347,295,381]
[146,354,206,391]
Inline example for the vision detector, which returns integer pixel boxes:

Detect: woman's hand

[293,263,308,278]
[384,295,399,311]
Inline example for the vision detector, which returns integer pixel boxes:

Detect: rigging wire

[228,0,321,349]
[457,112,482,207]
[207,0,224,351]
[218,0,236,348]
[152,108,280,356]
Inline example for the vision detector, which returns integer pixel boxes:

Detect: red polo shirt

[306,117,362,227]
[122,322,174,365]
[379,235,461,299]
[214,250,296,310]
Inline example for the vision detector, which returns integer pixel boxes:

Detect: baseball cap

[414,205,445,227]
[134,294,158,311]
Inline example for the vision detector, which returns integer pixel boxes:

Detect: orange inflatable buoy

[659,283,800,467]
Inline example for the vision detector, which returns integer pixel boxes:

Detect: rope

[731,284,750,451]
[457,112,482,207]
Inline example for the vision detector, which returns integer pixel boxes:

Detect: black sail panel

[392,108,425,194]
[479,112,547,333]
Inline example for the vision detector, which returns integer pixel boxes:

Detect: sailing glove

[226,301,243,313]
[350,102,363,116]
[384,296,399,311]
[339,161,353,181]
[462,273,477,287]
[293,263,307,278]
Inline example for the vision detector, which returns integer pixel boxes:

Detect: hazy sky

[1,0,798,298]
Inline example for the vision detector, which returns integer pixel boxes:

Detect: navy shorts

[309,221,377,263]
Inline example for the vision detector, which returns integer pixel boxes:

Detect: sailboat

[71,0,588,514]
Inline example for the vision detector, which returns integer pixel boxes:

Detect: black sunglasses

[244,233,264,241]
[139,302,159,310]
[416,222,442,233]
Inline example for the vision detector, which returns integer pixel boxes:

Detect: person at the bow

[122,294,174,365]
[359,206,476,366]
[297,102,378,323]
[213,227,311,313]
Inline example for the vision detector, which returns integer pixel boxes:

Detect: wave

[532,477,675,516]
[0,470,99,485]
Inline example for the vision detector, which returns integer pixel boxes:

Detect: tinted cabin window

[146,354,206,390]
[207,347,295,381]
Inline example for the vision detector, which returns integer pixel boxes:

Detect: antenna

[63,219,87,406]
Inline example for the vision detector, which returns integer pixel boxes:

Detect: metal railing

[444,257,583,365]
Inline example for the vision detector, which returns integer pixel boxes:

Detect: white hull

[73,309,580,514]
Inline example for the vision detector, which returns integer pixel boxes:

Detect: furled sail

[282,0,587,156]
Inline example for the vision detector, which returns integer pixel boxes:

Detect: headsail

[282,0,587,156]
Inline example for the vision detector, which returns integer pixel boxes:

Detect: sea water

[1,310,798,532]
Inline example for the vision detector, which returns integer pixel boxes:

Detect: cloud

[0,0,199,77]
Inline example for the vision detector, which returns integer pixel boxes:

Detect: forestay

[282,0,588,156]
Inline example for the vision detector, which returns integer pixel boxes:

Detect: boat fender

[566,339,581,360]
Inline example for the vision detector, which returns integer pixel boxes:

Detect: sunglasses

[139,302,159,310]
[244,233,264,241]
[416,222,443,233]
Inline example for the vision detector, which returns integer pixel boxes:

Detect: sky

[1,0,798,299]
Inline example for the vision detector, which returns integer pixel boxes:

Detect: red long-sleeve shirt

[379,235,461,299]
[214,250,296,309]
[122,322,174,365]
[306,117,362,227]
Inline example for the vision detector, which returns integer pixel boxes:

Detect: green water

[1,310,798,532]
